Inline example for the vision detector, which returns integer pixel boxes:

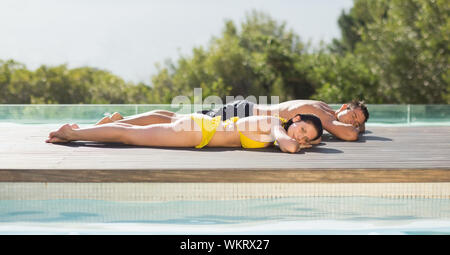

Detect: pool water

[1,197,450,234]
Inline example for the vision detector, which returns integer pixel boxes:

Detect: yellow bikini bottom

[191,115,222,148]
[224,117,272,149]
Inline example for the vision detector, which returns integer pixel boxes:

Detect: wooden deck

[0,124,449,183]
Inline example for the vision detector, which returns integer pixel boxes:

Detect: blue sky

[0,0,353,83]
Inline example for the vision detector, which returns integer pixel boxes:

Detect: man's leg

[95,110,182,126]
[116,110,180,126]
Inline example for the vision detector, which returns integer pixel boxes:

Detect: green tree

[0,59,154,104]
[321,0,449,103]
[0,60,31,103]
[331,0,390,54]
[151,10,314,103]
[355,0,449,103]
[308,52,380,103]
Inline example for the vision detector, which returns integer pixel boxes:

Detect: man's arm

[310,136,321,144]
[359,123,365,133]
[324,120,360,141]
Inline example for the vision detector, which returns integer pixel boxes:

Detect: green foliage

[151,11,313,103]
[0,60,153,104]
[360,0,449,103]
[0,3,448,104]
[307,52,380,103]
[327,0,449,103]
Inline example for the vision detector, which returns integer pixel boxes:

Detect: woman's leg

[47,118,202,147]
[95,110,181,126]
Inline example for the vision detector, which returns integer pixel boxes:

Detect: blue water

[1,197,449,234]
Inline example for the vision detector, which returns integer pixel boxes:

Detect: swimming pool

[1,197,450,235]
[1,104,449,235]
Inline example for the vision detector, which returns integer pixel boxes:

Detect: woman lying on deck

[46,113,323,153]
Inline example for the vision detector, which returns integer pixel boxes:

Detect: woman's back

[206,115,282,148]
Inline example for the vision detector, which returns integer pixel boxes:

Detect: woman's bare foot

[46,124,75,143]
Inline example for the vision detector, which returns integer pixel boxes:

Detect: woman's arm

[272,125,301,153]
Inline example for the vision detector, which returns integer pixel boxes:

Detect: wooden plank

[0,169,449,183]
[0,124,449,182]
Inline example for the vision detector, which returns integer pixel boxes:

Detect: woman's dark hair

[283,114,323,141]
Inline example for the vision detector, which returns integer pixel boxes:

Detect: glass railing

[0,104,449,125]
[329,104,450,124]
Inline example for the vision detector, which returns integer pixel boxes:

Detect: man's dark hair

[283,114,323,141]
[348,100,369,123]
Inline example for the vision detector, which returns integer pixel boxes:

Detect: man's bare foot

[95,116,113,126]
[46,124,75,143]
[95,112,123,125]
[110,112,123,121]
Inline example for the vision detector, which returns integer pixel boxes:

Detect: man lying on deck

[96,99,369,141]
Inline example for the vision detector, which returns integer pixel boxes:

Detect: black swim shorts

[198,100,255,120]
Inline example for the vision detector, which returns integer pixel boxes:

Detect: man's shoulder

[286,102,326,112]
[281,103,334,122]
[281,100,329,110]
[282,99,322,105]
